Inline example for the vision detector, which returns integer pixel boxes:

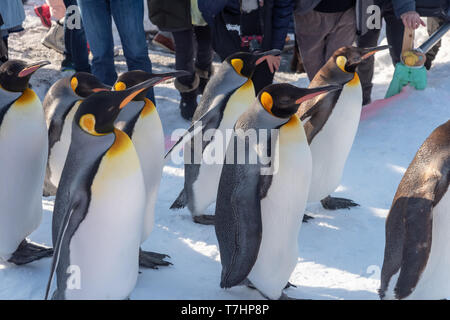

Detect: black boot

[179,90,198,121]
[196,65,213,95]
[175,75,200,121]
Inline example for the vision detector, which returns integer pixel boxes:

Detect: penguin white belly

[48,101,80,187]
[0,90,48,258]
[405,189,450,300]
[248,116,312,300]
[65,131,145,300]
[131,106,165,243]
[191,81,255,215]
[307,82,362,202]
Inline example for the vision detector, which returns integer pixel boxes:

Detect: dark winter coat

[147,0,192,32]
[198,0,293,52]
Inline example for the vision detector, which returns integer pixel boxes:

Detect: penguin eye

[71,77,78,92]
[260,92,273,114]
[336,56,348,73]
[79,113,105,136]
[114,81,127,91]
[231,58,244,75]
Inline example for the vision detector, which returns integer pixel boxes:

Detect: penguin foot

[284,282,297,289]
[193,214,215,225]
[320,196,359,210]
[139,249,172,269]
[302,214,314,223]
[7,239,53,265]
[279,293,306,300]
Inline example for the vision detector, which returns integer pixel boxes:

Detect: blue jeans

[77,0,154,100]
[63,0,90,72]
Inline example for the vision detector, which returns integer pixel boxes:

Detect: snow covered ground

[0,1,449,300]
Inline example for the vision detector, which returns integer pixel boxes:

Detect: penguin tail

[170,189,187,210]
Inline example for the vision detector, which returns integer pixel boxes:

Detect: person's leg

[172,29,198,120]
[193,25,213,94]
[294,10,329,80]
[325,8,357,61]
[357,28,381,105]
[63,0,90,72]
[77,0,116,85]
[0,33,8,63]
[425,17,444,70]
[383,4,404,65]
[110,0,154,100]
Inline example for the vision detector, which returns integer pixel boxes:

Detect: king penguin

[0,59,53,265]
[168,50,281,225]
[112,70,188,268]
[46,79,159,300]
[43,72,110,196]
[215,83,341,299]
[297,45,389,212]
[379,120,450,300]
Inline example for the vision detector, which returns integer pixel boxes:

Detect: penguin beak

[360,45,391,60]
[295,85,342,104]
[150,70,191,85]
[118,78,161,109]
[91,88,110,93]
[255,49,282,65]
[18,61,51,78]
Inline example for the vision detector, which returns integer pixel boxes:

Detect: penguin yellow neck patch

[260,92,273,114]
[140,98,156,118]
[14,88,38,107]
[107,129,133,158]
[71,77,78,92]
[114,81,127,91]
[347,72,360,87]
[231,58,244,76]
[79,113,106,136]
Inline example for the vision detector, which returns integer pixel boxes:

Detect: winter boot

[41,20,65,54]
[196,65,213,95]
[175,75,200,121]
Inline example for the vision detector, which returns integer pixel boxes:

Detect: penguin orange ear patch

[231,58,244,75]
[80,114,96,133]
[336,56,348,73]
[71,77,78,92]
[114,81,126,91]
[260,92,273,114]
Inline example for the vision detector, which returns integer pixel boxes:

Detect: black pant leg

[193,25,213,71]
[383,6,404,65]
[172,29,196,86]
[356,28,381,104]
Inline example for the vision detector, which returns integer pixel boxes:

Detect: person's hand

[258,55,281,73]
[400,11,426,29]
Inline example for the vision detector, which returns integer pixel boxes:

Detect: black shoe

[179,90,198,121]
[424,57,432,70]
[196,66,213,95]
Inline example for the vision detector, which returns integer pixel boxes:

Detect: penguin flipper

[297,90,340,144]
[165,93,231,159]
[46,192,89,300]
[215,163,262,289]
[380,122,450,300]
[385,197,434,300]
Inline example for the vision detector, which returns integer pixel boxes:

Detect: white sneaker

[41,22,65,54]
